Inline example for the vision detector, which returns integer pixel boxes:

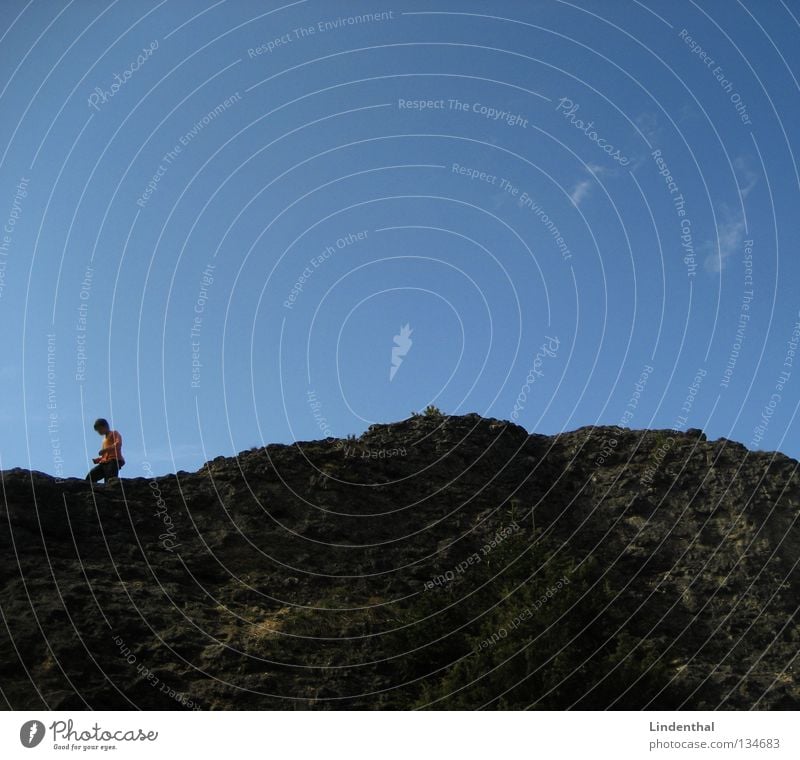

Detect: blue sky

[1,0,799,477]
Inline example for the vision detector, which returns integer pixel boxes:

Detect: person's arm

[107,431,122,458]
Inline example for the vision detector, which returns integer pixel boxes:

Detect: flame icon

[390,323,413,381]
[20,720,45,748]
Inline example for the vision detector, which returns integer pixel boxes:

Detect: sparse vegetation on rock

[0,415,797,709]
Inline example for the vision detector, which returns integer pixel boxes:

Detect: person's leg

[86,463,106,483]
[104,461,120,482]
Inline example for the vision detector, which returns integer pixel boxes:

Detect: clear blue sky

[1,0,799,477]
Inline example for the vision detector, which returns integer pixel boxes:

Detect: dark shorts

[86,460,122,483]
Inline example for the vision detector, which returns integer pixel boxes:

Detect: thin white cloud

[569,164,608,206]
[570,179,592,206]
[704,158,756,273]
[635,111,661,144]
[704,207,747,273]
[733,155,758,199]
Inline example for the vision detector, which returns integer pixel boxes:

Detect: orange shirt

[100,430,124,464]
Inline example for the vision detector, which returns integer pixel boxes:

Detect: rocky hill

[1,412,797,709]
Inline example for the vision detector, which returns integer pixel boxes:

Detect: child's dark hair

[93,418,109,431]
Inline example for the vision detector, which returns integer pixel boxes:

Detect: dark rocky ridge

[0,413,797,709]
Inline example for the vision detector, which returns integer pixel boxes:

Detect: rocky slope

[0,413,797,709]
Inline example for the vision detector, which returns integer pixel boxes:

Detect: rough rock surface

[0,414,797,709]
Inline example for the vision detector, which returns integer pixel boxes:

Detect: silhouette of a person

[86,418,125,483]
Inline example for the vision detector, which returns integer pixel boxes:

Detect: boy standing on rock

[86,418,125,484]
